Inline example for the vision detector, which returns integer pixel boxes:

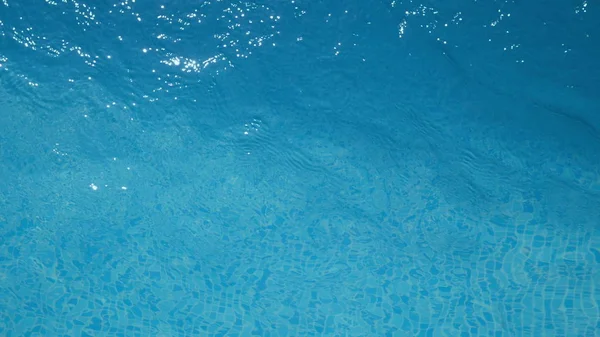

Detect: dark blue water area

[0,0,599,336]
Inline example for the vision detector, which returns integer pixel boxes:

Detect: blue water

[1,0,599,336]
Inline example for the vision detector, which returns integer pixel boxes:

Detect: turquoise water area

[0,0,599,336]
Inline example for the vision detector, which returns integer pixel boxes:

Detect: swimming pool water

[0,0,599,336]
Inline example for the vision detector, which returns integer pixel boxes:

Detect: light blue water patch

[0,0,599,336]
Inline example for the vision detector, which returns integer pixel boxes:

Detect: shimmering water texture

[1,0,599,336]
